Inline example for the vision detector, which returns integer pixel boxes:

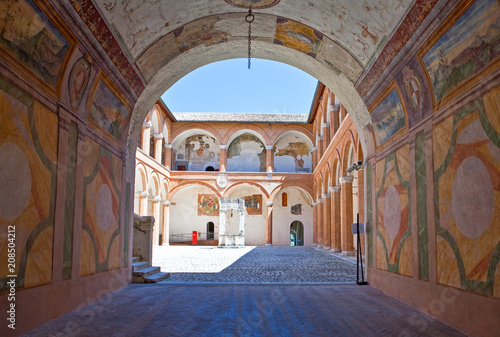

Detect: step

[133,266,161,278]
[132,261,149,272]
[144,272,171,283]
[132,256,140,264]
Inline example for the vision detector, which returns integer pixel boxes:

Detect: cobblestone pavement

[153,246,360,283]
[25,283,466,337]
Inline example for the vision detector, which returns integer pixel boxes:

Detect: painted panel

[245,195,262,215]
[0,0,72,92]
[274,18,323,58]
[422,0,500,103]
[198,194,220,216]
[81,138,122,276]
[69,56,91,111]
[88,75,131,142]
[227,134,266,172]
[416,131,429,281]
[273,135,312,173]
[0,78,58,290]
[375,146,412,277]
[433,94,500,297]
[370,86,407,148]
[178,135,220,171]
[366,163,373,267]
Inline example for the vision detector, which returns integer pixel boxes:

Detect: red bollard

[192,231,197,245]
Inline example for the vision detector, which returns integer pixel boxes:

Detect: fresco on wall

[274,18,323,58]
[227,134,266,172]
[291,204,302,215]
[69,56,91,111]
[370,87,406,147]
[416,131,429,281]
[0,78,58,290]
[245,195,262,215]
[375,146,412,277]
[400,64,431,128]
[0,0,72,90]
[422,0,500,103]
[81,138,122,276]
[198,194,220,216]
[274,136,312,173]
[89,77,131,142]
[180,135,220,171]
[433,92,500,297]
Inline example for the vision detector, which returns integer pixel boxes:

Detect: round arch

[270,126,313,145]
[225,128,268,147]
[171,126,223,146]
[168,181,222,201]
[223,181,270,199]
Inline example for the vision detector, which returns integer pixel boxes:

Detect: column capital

[164,143,173,148]
[219,144,228,149]
[331,104,341,112]
[322,193,331,199]
[153,133,163,139]
[322,122,330,128]
[152,196,161,203]
[312,146,317,151]
[312,202,317,207]
[266,202,273,207]
[316,198,323,203]
[329,185,341,193]
[266,145,274,150]
[163,201,171,206]
[317,135,323,141]
[340,176,354,184]
[143,121,152,128]
[139,191,149,198]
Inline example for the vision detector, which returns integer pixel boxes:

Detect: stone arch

[168,181,222,200]
[224,181,270,199]
[171,128,222,171]
[273,130,314,173]
[223,124,269,146]
[269,126,313,145]
[171,124,223,145]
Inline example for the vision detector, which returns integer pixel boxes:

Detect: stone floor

[23,247,466,337]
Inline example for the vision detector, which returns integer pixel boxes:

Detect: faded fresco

[245,195,262,215]
[0,78,58,290]
[375,146,412,277]
[316,37,364,84]
[89,77,131,142]
[274,18,323,58]
[227,134,266,172]
[177,135,220,171]
[433,92,500,297]
[291,204,302,215]
[69,56,91,111]
[422,0,500,103]
[370,87,406,147]
[274,135,312,173]
[81,138,122,276]
[198,194,220,216]
[0,0,71,90]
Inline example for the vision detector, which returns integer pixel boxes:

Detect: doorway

[290,221,304,246]
[207,221,215,240]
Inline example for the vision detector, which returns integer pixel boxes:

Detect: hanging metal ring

[245,8,254,23]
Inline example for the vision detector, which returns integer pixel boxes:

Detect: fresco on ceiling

[370,87,407,148]
[375,146,412,277]
[291,204,302,215]
[225,0,280,9]
[81,137,122,276]
[244,195,262,215]
[89,76,131,142]
[421,0,500,104]
[198,194,220,216]
[274,136,311,173]
[227,134,266,172]
[69,56,91,111]
[316,37,364,84]
[136,34,179,83]
[0,78,58,291]
[176,134,220,171]
[433,93,500,297]
[274,18,323,58]
[0,0,71,91]
[174,16,229,54]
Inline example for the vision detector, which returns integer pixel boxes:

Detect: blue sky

[161,58,318,115]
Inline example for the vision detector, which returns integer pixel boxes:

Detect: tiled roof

[173,112,309,123]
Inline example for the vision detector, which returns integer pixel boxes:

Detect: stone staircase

[131,257,170,283]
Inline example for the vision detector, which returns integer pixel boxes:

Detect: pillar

[139,191,148,216]
[164,143,172,170]
[162,201,170,245]
[317,198,324,248]
[218,209,227,246]
[153,133,163,162]
[330,186,341,253]
[322,123,330,150]
[266,202,273,245]
[332,104,340,134]
[142,121,152,154]
[322,192,331,250]
[219,145,227,172]
[340,104,347,121]
[340,176,354,255]
[312,202,318,246]
[266,145,274,173]
[312,146,318,169]
[151,196,161,245]
[317,136,323,159]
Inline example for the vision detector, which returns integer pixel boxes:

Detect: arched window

[282,192,288,207]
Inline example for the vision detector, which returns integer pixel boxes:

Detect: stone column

[322,192,331,250]
[139,191,148,216]
[312,202,318,246]
[142,121,152,154]
[219,145,227,172]
[330,186,341,253]
[317,198,324,248]
[340,176,354,255]
[152,196,161,245]
[162,201,170,245]
[322,123,330,150]
[153,133,163,162]
[266,202,273,245]
[266,145,274,173]
[218,209,227,246]
[332,104,340,134]
[164,143,172,170]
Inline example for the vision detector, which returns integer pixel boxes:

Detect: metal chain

[246,8,254,70]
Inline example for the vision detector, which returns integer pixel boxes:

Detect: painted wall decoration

[69,56,91,110]
[0,78,58,290]
[198,194,220,216]
[291,204,302,215]
[316,37,364,84]
[81,138,122,276]
[433,92,500,297]
[225,0,280,9]
[370,85,407,148]
[245,195,262,215]
[0,0,73,92]
[421,0,500,104]
[375,146,412,277]
[274,135,312,173]
[89,74,131,142]
[227,134,266,172]
[416,131,429,281]
[274,18,323,58]
[179,134,220,171]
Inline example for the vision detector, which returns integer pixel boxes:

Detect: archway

[290,221,304,246]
